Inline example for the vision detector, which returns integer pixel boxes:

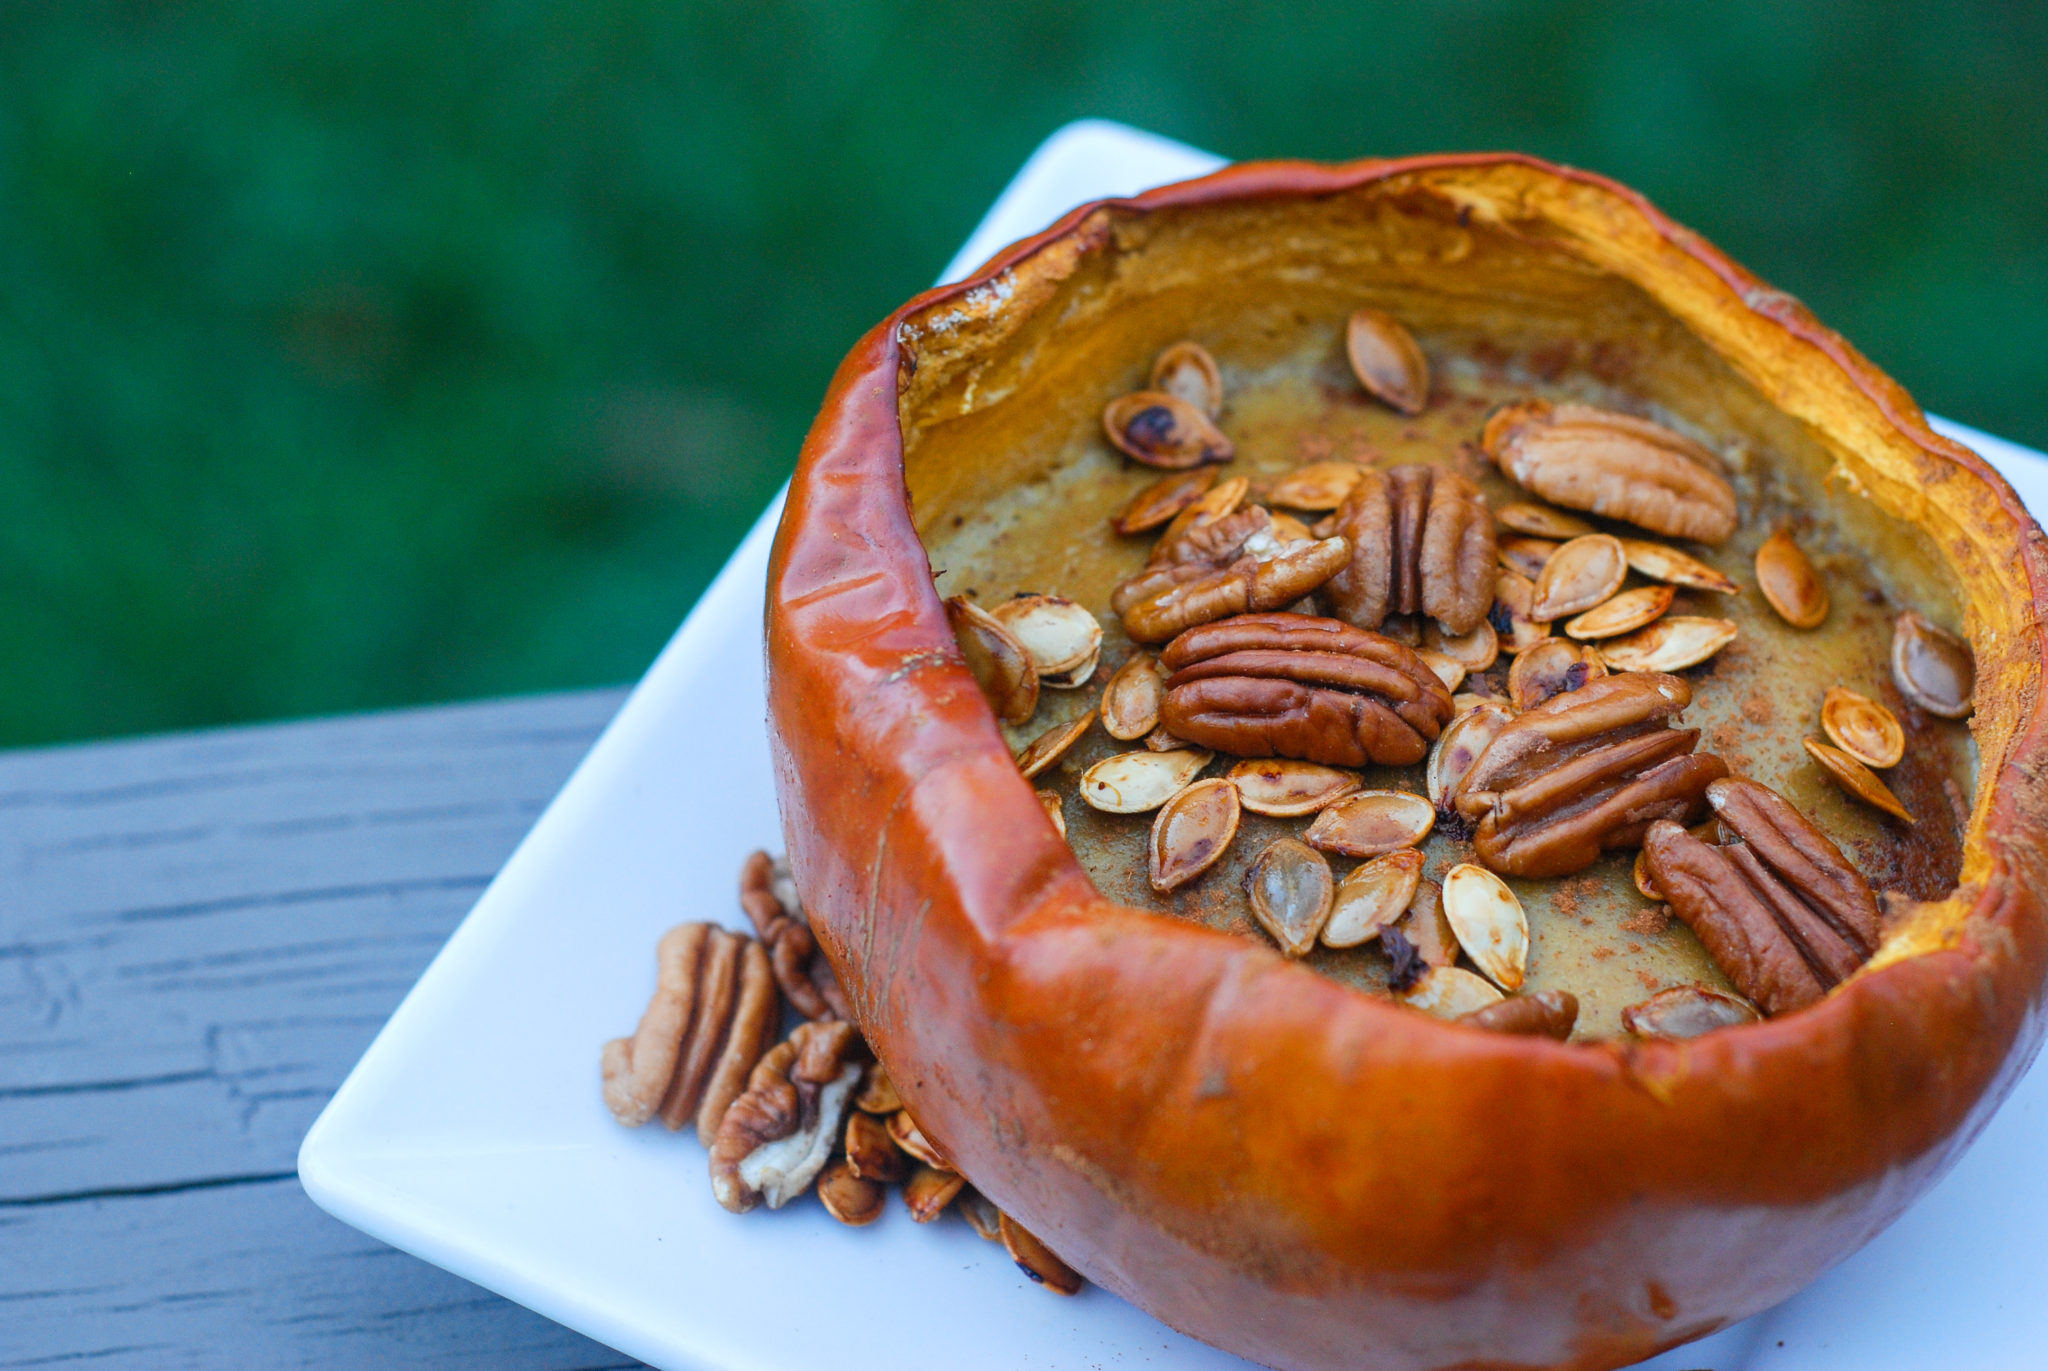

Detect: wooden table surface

[1,689,650,1369]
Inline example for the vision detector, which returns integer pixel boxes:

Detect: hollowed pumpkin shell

[769,155,2048,1371]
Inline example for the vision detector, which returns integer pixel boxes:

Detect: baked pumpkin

[764,155,2048,1371]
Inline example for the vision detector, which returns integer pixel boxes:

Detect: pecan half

[740,850,850,1021]
[601,922,780,1144]
[709,1019,865,1213]
[1452,673,1727,877]
[1642,777,1882,1015]
[1481,400,1737,544]
[1458,989,1579,1039]
[1115,509,1352,643]
[1158,613,1454,767]
[1321,464,1497,635]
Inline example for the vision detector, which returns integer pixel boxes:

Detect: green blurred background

[2,1,2043,748]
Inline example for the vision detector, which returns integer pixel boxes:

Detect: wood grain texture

[0,689,647,1369]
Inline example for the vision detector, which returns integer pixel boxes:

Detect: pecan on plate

[1642,777,1882,1015]
[601,922,780,1144]
[1451,673,1727,878]
[1112,507,1350,644]
[710,1019,866,1213]
[740,850,850,1021]
[1321,464,1497,635]
[1157,613,1454,768]
[1481,400,1737,545]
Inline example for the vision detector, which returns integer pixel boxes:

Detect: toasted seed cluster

[874,324,1992,1050]
[936,321,1974,1041]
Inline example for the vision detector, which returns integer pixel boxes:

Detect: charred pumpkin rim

[768,153,2048,1194]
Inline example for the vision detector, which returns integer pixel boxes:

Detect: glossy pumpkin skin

[765,156,2048,1371]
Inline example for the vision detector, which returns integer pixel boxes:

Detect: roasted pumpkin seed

[945,595,1038,724]
[957,1187,1003,1242]
[1322,849,1425,948]
[1036,788,1067,839]
[1530,534,1628,621]
[1400,965,1505,1019]
[1633,848,1660,900]
[1564,584,1675,640]
[1496,502,1595,540]
[1497,535,1560,581]
[1101,653,1168,740]
[1397,879,1458,968]
[854,1063,902,1115]
[1144,725,1193,751]
[1303,790,1436,858]
[1491,568,1553,653]
[1378,614,1423,647]
[1821,687,1905,768]
[1103,390,1233,469]
[1441,862,1529,991]
[1423,617,1499,672]
[1267,510,1318,544]
[1621,984,1759,1039]
[1507,637,1607,712]
[1150,341,1223,418]
[1891,610,1975,718]
[904,1163,967,1222]
[1620,538,1739,594]
[1415,649,1467,693]
[991,594,1103,686]
[1014,710,1094,779]
[817,1159,886,1226]
[1078,748,1210,813]
[1227,759,1362,816]
[1114,468,1217,535]
[887,1111,951,1169]
[843,1110,908,1183]
[1266,461,1367,511]
[1428,701,1515,810]
[1805,738,1914,823]
[1345,308,1429,415]
[1245,838,1336,957]
[1000,1213,1085,1295]
[1598,616,1738,673]
[1154,474,1250,548]
[1755,528,1829,628]
[1149,778,1241,892]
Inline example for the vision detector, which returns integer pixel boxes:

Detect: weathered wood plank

[1,691,625,1196]
[0,690,647,1368]
[0,1177,639,1370]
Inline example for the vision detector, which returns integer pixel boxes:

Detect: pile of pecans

[956,312,1977,1038]
[601,852,1084,1296]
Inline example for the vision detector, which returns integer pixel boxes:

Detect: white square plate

[301,121,2048,1371]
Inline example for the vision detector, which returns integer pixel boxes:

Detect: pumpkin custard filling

[921,321,1975,1040]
